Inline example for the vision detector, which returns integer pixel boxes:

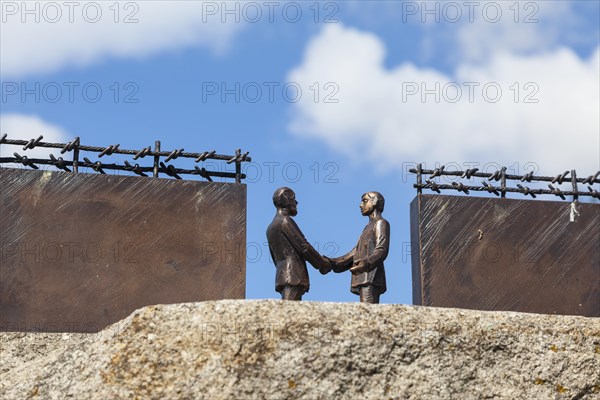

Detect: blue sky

[1,1,599,304]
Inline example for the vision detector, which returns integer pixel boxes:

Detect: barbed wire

[0,134,251,183]
[409,164,600,201]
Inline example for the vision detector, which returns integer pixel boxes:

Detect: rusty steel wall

[0,168,246,332]
[410,194,599,317]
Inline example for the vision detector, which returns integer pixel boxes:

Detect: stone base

[1,300,598,399]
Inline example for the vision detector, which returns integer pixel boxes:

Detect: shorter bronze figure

[266,187,331,300]
[328,192,390,303]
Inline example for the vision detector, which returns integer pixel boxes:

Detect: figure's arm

[330,247,356,273]
[366,219,390,267]
[351,219,390,274]
[282,218,328,270]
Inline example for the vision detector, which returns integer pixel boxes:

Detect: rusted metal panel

[410,194,599,317]
[1,168,246,332]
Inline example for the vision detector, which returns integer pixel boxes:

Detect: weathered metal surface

[1,168,246,332]
[410,194,599,317]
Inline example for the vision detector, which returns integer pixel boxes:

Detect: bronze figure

[266,187,331,300]
[329,192,390,303]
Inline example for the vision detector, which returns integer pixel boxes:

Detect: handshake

[318,256,369,276]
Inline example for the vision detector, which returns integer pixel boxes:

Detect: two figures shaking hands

[266,187,390,304]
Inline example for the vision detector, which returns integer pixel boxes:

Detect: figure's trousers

[359,285,381,304]
[281,285,305,301]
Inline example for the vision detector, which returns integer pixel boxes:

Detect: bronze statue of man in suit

[329,192,390,303]
[266,187,331,300]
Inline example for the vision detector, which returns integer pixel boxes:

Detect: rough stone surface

[1,300,599,400]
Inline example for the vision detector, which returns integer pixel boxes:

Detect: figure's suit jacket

[333,216,389,295]
[267,212,325,293]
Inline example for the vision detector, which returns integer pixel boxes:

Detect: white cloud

[0,114,69,159]
[454,1,579,63]
[342,1,596,67]
[287,24,600,175]
[1,1,242,78]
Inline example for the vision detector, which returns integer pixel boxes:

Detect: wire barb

[227,151,250,164]
[23,135,43,151]
[160,162,182,180]
[124,161,148,177]
[521,171,534,182]
[13,152,39,170]
[133,146,151,160]
[489,167,507,182]
[548,184,566,200]
[425,179,441,193]
[582,172,600,185]
[83,157,106,174]
[551,170,570,184]
[452,182,470,194]
[61,137,80,154]
[516,184,537,198]
[98,144,120,158]
[195,151,216,163]
[194,166,213,182]
[49,154,71,172]
[461,168,479,179]
[429,165,445,179]
[165,149,184,162]
[481,181,500,196]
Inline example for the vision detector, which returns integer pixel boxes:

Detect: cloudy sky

[1,0,599,304]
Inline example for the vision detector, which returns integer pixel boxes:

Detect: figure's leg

[281,286,304,301]
[359,286,380,304]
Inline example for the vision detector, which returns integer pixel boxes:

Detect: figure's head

[360,192,384,216]
[273,187,298,216]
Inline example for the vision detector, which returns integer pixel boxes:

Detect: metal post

[416,163,422,194]
[571,169,578,202]
[235,148,241,184]
[500,167,507,198]
[72,138,80,173]
[153,141,161,178]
